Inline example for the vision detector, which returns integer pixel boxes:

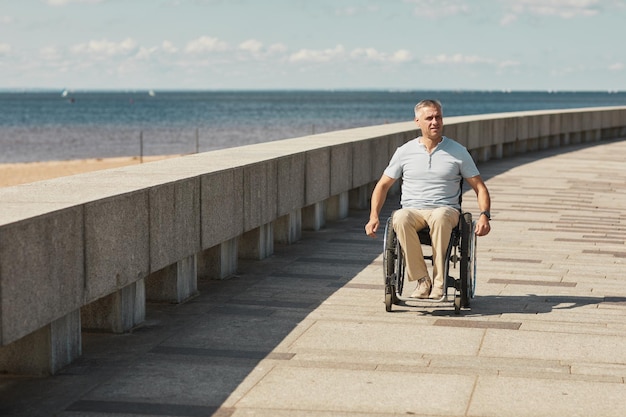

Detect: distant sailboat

[148,90,156,97]
[61,89,69,97]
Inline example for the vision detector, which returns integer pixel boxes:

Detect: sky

[1,0,625,91]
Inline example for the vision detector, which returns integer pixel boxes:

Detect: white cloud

[499,13,518,25]
[504,0,600,21]
[350,48,413,63]
[499,60,521,68]
[239,39,263,53]
[390,50,413,63]
[71,38,138,57]
[334,4,380,16]
[608,62,624,71]
[426,53,495,65]
[404,0,470,18]
[40,46,61,60]
[0,42,11,54]
[289,45,346,63]
[350,48,386,61]
[161,41,178,53]
[402,0,603,25]
[268,43,288,54]
[45,0,105,5]
[184,36,229,54]
[135,46,158,60]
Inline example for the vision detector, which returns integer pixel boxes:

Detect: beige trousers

[392,207,460,292]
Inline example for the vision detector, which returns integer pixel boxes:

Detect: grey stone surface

[329,143,352,196]
[149,178,201,272]
[305,147,330,205]
[201,169,244,248]
[276,154,306,216]
[0,207,84,343]
[84,191,150,302]
[243,160,278,231]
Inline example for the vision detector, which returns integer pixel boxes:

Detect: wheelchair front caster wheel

[385,291,393,312]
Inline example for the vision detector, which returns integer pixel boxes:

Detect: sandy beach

[0,155,181,188]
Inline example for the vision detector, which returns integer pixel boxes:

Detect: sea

[1,90,625,164]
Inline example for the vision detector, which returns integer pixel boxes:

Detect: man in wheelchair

[365,99,491,300]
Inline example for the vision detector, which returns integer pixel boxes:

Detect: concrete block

[303,202,325,231]
[81,280,145,333]
[201,169,244,249]
[478,146,491,163]
[349,185,369,210]
[149,178,201,273]
[330,144,352,196]
[570,110,583,133]
[492,118,505,144]
[502,142,516,157]
[443,123,457,141]
[549,134,560,147]
[0,207,84,345]
[146,255,198,303]
[276,154,305,216]
[239,223,273,260]
[197,238,238,280]
[479,119,495,147]
[325,192,349,221]
[84,191,150,303]
[560,132,570,146]
[351,140,372,188]
[538,114,551,136]
[244,161,278,232]
[502,117,518,143]
[0,309,81,375]
[582,109,597,130]
[467,120,481,149]
[549,113,561,135]
[305,148,331,205]
[274,210,302,244]
[493,143,503,159]
[451,122,469,147]
[369,138,390,178]
[516,116,529,140]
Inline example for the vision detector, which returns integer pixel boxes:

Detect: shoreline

[0,155,181,188]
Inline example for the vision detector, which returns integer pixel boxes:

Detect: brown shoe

[410,277,432,299]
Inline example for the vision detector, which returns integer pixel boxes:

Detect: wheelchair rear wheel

[459,212,476,309]
[383,217,402,311]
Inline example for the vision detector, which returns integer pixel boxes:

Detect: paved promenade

[1,138,625,417]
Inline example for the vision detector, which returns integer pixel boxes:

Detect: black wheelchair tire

[460,212,473,308]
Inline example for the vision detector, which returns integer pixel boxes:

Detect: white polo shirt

[383,136,480,209]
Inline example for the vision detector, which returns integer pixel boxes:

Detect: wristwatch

[480,211,491,220]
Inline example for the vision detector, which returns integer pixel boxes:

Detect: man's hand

[365,218,380,238]
[474,217,491,236]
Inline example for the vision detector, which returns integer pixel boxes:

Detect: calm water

[1,90,624,163]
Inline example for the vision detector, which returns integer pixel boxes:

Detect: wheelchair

[382,209,477,314]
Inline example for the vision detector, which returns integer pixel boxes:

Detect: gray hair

[414,99,442,118]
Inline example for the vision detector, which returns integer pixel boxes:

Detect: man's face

[415,105,443,139]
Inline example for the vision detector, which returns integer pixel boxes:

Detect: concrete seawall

[1,106,625,374]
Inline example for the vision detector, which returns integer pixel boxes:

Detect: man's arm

[465,175,491,236]
[365,174,396,238]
